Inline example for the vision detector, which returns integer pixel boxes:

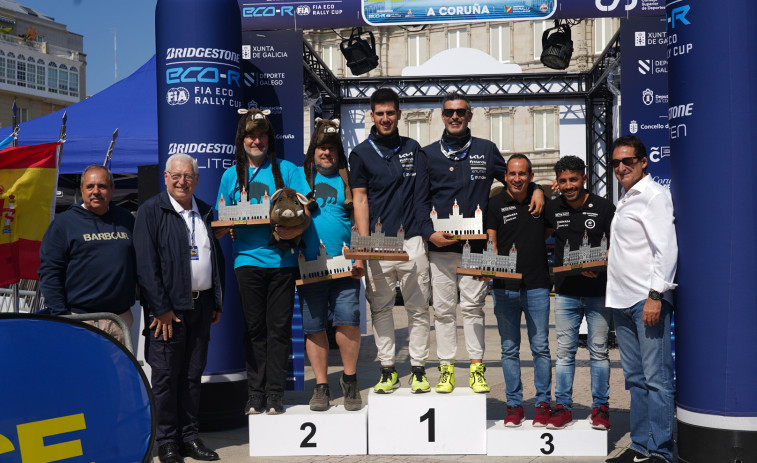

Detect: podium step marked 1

[249,405,367,456]
[368,388,487,455]
[486,419,607,456]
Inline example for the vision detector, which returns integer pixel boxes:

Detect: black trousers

[235,266,297,396]
[145,291,214,447]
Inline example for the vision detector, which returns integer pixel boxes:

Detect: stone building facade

[304,17,618,186]
[0,0,86,128]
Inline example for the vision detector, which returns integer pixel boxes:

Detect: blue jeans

[492,288,551,407]
[554,294,611,409]
[613,300,675,462]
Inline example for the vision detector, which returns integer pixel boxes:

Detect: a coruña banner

[239,0,666,30]
[0,142,59,286]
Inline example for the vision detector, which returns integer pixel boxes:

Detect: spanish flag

[0,143,60,286]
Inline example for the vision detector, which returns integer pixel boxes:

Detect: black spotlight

[340,27,379,75]
[540,21,574,70]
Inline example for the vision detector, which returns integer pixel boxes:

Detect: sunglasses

[442,108,469,117]
[610,156,641,168]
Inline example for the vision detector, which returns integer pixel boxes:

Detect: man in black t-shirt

[486,154,552,428]
[543,155,615,431]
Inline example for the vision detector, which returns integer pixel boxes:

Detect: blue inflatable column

[155,0,247,429]
[667,1,757,461]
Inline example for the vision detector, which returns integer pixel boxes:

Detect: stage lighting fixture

[540,21,574,70]
[340,27,379,75]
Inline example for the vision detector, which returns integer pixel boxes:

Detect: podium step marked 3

[248,405,367,456]
[368,388,487,455]
[486,419,608,456]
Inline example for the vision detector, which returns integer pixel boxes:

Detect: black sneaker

[339,376,363,411]
[309,384,331,411]
[245,392,266,415]
[606,447,649,463]
[266,393,284,415]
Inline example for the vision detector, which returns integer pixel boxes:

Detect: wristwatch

[648,289,663,301]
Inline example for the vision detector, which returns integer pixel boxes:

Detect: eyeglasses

[167,171,196,182]
[442,108,469,117]
[610,156,641,169]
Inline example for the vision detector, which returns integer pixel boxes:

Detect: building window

[69,68,78,97]
[17,107,28,122]
[25,56,36,87]
[533,20,551,60]
[58,64,69,95]
[321,44,340,76]
[534,108,557,150]
[407,33,428,67]
[0,51,5,83]
[16,54,26,87]
[448,28,468,48]
[6,52,15,82]
[490,23,511,63]
[594,18,617,54]
[490,111,512,152]
[47,62,57,93]
[36,59,44,90]
[408,120,429,146]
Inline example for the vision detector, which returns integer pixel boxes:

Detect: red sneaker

[532,401,551,427]
[591,405,611,430]
[504,405,524,427]
[546,404,572,429]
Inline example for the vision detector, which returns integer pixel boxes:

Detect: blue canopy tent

[0,56,158,174]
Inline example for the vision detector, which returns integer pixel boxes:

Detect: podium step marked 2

[368,388,487,455]
[486,419,607,456]
[249,405,367,456]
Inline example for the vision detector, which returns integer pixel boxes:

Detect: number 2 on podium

[300,422,317,448]
[420,408,435,442]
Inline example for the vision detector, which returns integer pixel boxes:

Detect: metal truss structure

[302,30,621,198]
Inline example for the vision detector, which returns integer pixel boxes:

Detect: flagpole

[103,128,118,169]
[10,101,18,311]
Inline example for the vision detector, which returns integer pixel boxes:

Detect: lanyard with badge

[368,138,400,160]
[184,211,199,261]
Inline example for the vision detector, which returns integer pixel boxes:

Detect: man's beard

[315,162,337,175]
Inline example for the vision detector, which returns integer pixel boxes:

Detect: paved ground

[154,294,635,462]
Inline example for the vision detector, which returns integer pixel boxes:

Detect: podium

[368,388,486,455]
[249,405,367,456]
[486,419,607,456]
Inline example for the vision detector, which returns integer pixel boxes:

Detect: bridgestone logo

[168,143,235,155]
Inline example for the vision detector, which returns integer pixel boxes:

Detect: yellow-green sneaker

[469,363,491,393]
[435,364,455,393]
[374,367,400,394]
[410,366,430,393]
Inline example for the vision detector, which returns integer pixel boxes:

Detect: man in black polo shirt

[544,155,615,430]
[415,92,544,394]
[486,153,552,428]
[349,88,431,394]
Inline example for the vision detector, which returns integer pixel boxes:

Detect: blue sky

[23,0,157,96]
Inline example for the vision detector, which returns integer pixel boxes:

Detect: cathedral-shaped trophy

[296,241,354,285]
[343,219,409,261]
[551,231,608,275]
[456,239,521,281]
[430,199,486,240]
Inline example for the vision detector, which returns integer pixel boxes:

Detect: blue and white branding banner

[0,315,153,463]
[239,0,665,30]
[363,0,555,26]
[241,30,304,165]
[620,16,671,189]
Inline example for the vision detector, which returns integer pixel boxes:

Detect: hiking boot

[373,366,399,394]
[410,366,430,393]
[591,404,611,430]
[309,384,330,411]
[435,364,455,393]
[546,404,572,429]
[266,393,284,415]
[504,405,524,427]
[245,393,266,415]
[340,376,362,411]
[533,401,551,427]
[469,363,491,393]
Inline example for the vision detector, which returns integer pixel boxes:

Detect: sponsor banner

[667,0,757,425]
[620,16,670,188]
[242,30,304,165]
[363,1,556,26]
[239,0,665,30]
[0,315,153,462]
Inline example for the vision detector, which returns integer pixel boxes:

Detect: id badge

[190,245,199,260]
